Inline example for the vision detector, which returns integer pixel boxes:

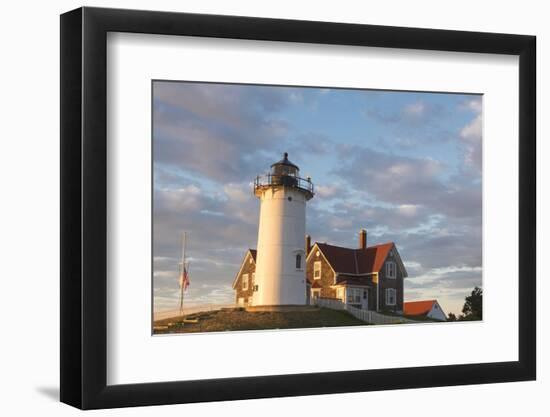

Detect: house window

[312,289,321,299]
[386,261,396,279]
[386,288,396,305]
[347,288,362,304]
[242,273,249,291]
[296,254,302,269]
[313,261,322,280]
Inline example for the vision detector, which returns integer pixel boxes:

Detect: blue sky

[152,81,482,316]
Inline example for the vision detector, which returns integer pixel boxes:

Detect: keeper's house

[232,229,408,313]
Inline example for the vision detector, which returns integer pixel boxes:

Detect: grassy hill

[153,307,366,334]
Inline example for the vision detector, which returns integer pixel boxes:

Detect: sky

[152,80,482,316]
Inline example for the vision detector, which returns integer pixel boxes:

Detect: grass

[153,307,367,334]
[402,315,441,322]
[378,310,441,322]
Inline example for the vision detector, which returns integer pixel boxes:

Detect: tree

[447,312,457,321]
[462,286,482,320]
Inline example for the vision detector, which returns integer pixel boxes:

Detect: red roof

[316,242,395,274]
[404,300,437,316]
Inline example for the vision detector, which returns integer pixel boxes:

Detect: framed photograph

[60,6,536,410]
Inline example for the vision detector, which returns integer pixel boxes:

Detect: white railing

[312,298,416,325]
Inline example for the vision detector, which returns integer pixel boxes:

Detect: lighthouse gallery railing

[254,174,314,195]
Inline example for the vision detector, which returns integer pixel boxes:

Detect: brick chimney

[305,234,312,256]
[359,229,367,249]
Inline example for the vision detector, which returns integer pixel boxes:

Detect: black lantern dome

[254,152,314,200]
[270,152,299,176]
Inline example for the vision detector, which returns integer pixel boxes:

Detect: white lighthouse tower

[252,153,314,307]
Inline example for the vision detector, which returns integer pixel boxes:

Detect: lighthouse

[252,153,314,307]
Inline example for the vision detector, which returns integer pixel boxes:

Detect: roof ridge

[366,241,394,248]
[315,242,352,250]
[317,241,394,251]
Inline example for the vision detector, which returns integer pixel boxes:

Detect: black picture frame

[60,6,536,410]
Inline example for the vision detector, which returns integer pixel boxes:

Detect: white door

[312,289,321,303]
[361,290,369,310]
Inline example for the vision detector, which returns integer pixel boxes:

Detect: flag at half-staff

[178,232,191,316]
[179,262,190,291]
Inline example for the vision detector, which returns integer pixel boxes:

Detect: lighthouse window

[295,254,302,269]
[314,261,322,280]
[242,274,249,291]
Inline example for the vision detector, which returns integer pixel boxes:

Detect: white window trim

[313,261,322,280]
[385,288,396,305]
[242,273,249,291]
[295,253,302,270]
[386,261,397,279]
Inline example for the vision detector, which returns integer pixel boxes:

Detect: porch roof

[335,274,375,287]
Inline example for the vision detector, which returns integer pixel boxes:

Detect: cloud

[457,96,483,173]
[154,182,260,250]
[363,97,462,151]
[460,113,482,171]
[461,97,483,113]
[314,183,351,201]
[223,182,251,204]
[334,146,481,220]
[397,204,420,217]
[153,81,293,182]
[403,101,426,117]
[155,184,205,212]
[285,132,334,157]
[365,100,447,127]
